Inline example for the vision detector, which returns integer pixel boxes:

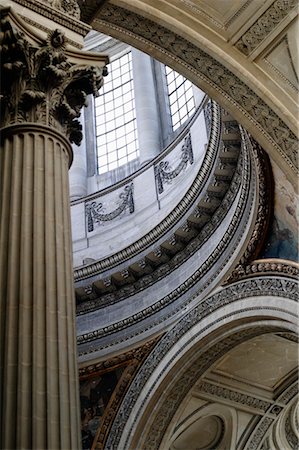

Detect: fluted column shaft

[0,124,81,449]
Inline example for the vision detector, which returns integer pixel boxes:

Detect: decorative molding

[225,0,254,28]
[154,133,193,194]
[277,382,298,405]
[12,0,90,35]
[74,101,222,281]
[79,336,160,378]
[247,417,275,450]
[235,0,297,55]
[19,14,82,49]
[94,3,298,173]
[85,183,134,232]
[76,134,242,314]
[197,381,271,412]
[77,144,250,344]
[0,11,105,145]
[228,259,299,284]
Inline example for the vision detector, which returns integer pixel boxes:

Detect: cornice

[12,0,90,35]
[77,137,254,352]
[76,112,243,313]
[228,259,299,284]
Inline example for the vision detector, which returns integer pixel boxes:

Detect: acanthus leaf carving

[0,13,106,145]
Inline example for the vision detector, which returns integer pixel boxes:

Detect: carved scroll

[154,133,193,194]
[86,183,134,232]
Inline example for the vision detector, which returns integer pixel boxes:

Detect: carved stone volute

[0,8,107,145]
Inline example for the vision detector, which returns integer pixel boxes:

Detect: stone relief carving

[228,259,299,283]
[77,145,243,315]
[50,0,81,19]
[235,0,297,55]
[76,138,253,346]
[85,183,134,232]
[13,0,81,21]
[247,417,275,450]
[74,102,222,281]
[154,133,194,194]
[197,381,271,412]
[96,3,298,173]
[12,0,89,35]
[0,12,105,145]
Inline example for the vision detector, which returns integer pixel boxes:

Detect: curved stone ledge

[76,132,255,356]
[72,100,219,275]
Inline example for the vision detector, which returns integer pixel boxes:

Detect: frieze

[85,183,134,232]
[95,3,298,173]
[197,381,271,412]
[247,417,275,450]
[0,12,106,145]
[75,121,245,321]
[235,0,297,55]
[155,133,193,194]
[12,0,89,35]
[228,260,299,284]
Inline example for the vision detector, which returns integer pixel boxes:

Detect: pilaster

[131,47,161,165]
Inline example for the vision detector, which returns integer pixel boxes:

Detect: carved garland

[74,101,222,280]
[85,183,134,232]
[154,133,193,194]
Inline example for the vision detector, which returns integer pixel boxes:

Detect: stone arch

[105,274,298,449]
[88,3,298,187]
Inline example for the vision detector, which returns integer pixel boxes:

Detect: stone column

[131,47,161,165]
[0,9,107,449]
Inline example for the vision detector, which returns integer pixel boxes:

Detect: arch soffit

[88,2,298,188]
[106,274,298,449]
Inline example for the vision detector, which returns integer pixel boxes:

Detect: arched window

[95,52,139,174]
[165,65,196,131]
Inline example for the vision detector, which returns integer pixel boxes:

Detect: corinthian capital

[0,7,108,144]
